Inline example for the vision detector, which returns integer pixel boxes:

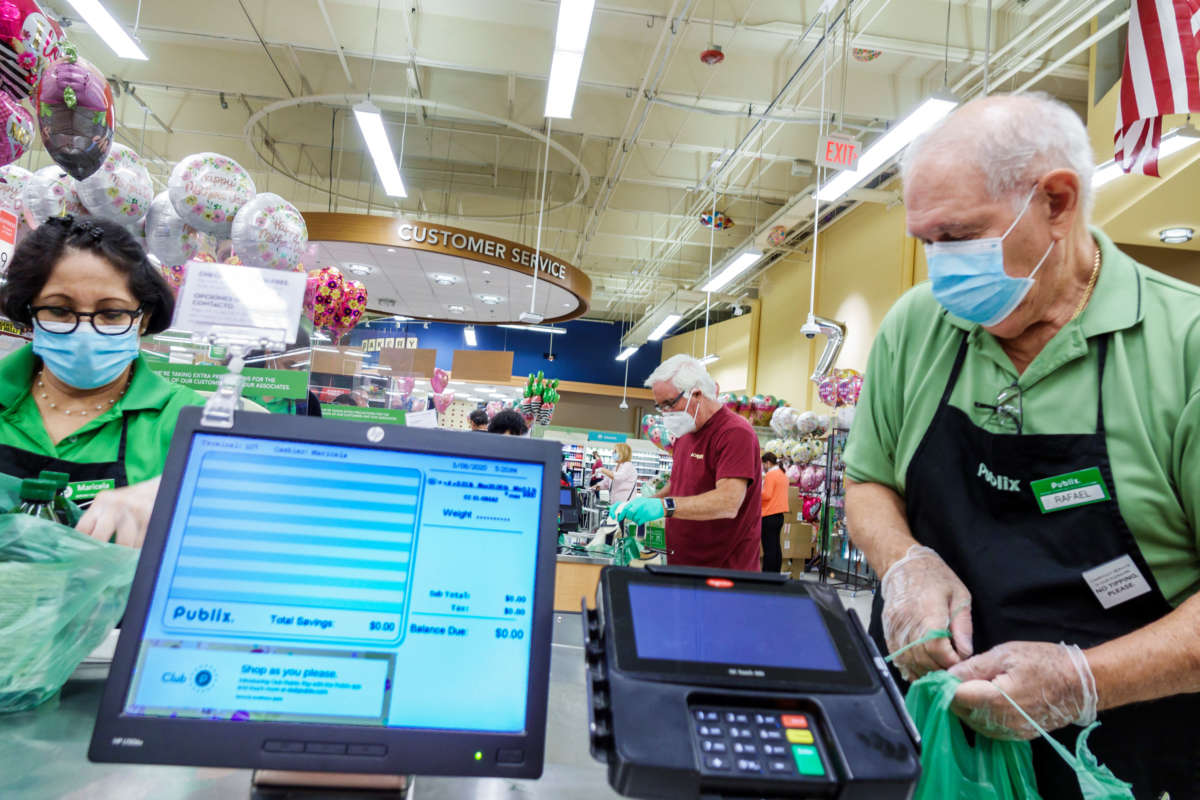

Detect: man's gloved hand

[611,498,666,525]
[949,641,1098,741]
[880,544,974,681]
[75,477,161,548]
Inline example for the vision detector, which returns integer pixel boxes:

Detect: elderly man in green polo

[844,92,1200,798]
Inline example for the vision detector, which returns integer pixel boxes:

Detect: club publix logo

[977,462,1021,492]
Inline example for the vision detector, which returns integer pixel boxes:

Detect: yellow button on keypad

[785,729,814,745]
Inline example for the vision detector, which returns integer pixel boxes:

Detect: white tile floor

[793,570,876,621]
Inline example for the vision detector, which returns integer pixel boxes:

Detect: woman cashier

[0,216,202,547]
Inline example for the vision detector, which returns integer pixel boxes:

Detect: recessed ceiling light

[525,283,533,288]
[447,305,466,314]
[345,263,374,276]
[431,273,460,286]
[482,269,491,275]
[477,294,504,305]
[562,302,571,307]
[1160,227,1194,244]
[387,248,396,253]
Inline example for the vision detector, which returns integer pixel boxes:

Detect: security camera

[800,317,822,339]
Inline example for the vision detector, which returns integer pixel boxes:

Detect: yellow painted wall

[755,196,917,408]
[660,303,760,394]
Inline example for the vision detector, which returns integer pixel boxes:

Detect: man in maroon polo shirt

[612,354,762,571]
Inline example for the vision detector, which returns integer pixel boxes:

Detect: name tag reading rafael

[1029,467,1110,514]
[1082,555,1153,609]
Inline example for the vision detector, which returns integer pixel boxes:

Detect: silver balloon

[146,190,216,266]
[167,152,256,238]
[77,143,153,226]
[230,192,307,270]
[0,164,32,218]
[807,316,846,384]
[21,165,85,228]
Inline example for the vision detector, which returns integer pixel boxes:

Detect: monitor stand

[250,770,407,799]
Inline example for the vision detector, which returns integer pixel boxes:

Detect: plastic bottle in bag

[12,479,63,523]
[38,471,71,520]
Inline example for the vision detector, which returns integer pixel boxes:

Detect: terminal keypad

[690,706,828,781]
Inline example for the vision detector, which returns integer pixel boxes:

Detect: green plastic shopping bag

[0,482,137,713]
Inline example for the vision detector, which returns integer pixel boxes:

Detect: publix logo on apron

[976,462,1021,492]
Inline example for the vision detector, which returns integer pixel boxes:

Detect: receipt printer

[582,566,920,799]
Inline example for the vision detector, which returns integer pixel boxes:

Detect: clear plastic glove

[949,641,1098,741]
[611,497,665,525]
[880,544,973,681]
[75,476,161,548]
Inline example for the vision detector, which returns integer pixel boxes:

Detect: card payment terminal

[583,565,920,799]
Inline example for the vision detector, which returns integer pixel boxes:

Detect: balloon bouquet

[520,372,560,427]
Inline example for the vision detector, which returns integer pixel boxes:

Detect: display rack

[814,426,875,591]
[547,433,671,491]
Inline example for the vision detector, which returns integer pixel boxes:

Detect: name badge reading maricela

[1029,467,1110,514]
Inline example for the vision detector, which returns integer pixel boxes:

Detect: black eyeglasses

[654,389,687,414]
[29,305,144,336]
[975,382,1022,434]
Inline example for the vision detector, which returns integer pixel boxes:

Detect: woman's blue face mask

[32,325,140,389]
[924,187,1055,327]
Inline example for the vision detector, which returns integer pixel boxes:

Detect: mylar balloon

[125,213,146,253]
[304,266,345,331]
[817,374,840,407]
[330,278,367,340]
[394,375,415,396]
[433,392,455,414]
[35,45,115,180]
[158,259,186,297]
[0,1,66,100]
[21,164,83,227]
[145,191,216,266]
[0,162,31,215]
[77,143,152,225]
[431,368,450,394]
[0,91,33,166]
[168,152,256,237]
[230,191,308,270]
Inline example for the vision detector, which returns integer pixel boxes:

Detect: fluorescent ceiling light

[700,250,762,293]
[499,323,568,334]
[344,263,374,276]
[616,346,638,362]
[647,313,683,341]
[353,100,407,197]
[816,92,959,203]
[464,325,477,346]
[1093,126,1200,188]
[544,0,596,118]
[477,294,504,305]
[65,0,148,60]
[699,353,720,365]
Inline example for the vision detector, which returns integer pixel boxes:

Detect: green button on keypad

[792,744,824,776]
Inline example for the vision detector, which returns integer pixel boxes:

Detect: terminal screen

[122,432,544,733]
[628,584,844,672]
[559,488,573,506]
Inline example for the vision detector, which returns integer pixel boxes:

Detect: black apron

[869,333,1200,799]
[0,413,131,498]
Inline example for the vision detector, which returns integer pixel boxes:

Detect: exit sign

[818,133,861,171]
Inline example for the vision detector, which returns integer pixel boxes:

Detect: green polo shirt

[0,346,205,485]
[845,228,1200,606]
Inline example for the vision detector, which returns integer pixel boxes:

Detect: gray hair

[644,354,718,399]
[900,92,1095,219]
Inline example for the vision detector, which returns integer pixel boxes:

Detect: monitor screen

[121,432,544,734]
[627,584,844,672]
[559,488,573,507]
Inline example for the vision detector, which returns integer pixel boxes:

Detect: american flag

[1114,0,1200,176]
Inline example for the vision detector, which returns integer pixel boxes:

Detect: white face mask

[662,392,698,438]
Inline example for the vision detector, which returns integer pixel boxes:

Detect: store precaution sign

[146,362,308,399]
[321,406,408,425]
[588,431,627,443]
[817,133,861,171]
[0,209,15,274]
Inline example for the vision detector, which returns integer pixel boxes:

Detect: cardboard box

[786,522,817,579]
[787,486,803,515]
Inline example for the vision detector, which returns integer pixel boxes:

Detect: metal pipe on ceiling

[950,0,1076,93]
[989,0,1124,92]
[316,0,355,87]
[1014,8,1130,93]
[646,94,882,131]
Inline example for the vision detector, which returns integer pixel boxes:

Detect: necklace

[1070,246,1101,322]
[36,372,130,417]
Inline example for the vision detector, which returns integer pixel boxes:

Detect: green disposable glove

[612,497,665,525]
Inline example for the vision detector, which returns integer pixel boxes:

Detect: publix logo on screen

[977,462,1021,492]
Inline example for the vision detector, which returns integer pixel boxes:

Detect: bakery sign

[361,335,419,353]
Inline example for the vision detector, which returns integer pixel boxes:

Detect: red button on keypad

[781,714,809,729]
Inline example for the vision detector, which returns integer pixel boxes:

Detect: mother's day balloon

[0,162,30,215]
[145,191,216,266]
[77,143,153,225]
[230,191,308,270]
[35,46,115,180]
[20,164,83,227]
[168,152,256,237]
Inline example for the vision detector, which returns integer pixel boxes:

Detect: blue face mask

[32,326,141,390]
[925,187,1055,327]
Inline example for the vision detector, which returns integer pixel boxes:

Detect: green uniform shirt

[0,346,205,485]
[845,228,1200,606]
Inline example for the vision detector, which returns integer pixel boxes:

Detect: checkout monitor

[90,407,561,779]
